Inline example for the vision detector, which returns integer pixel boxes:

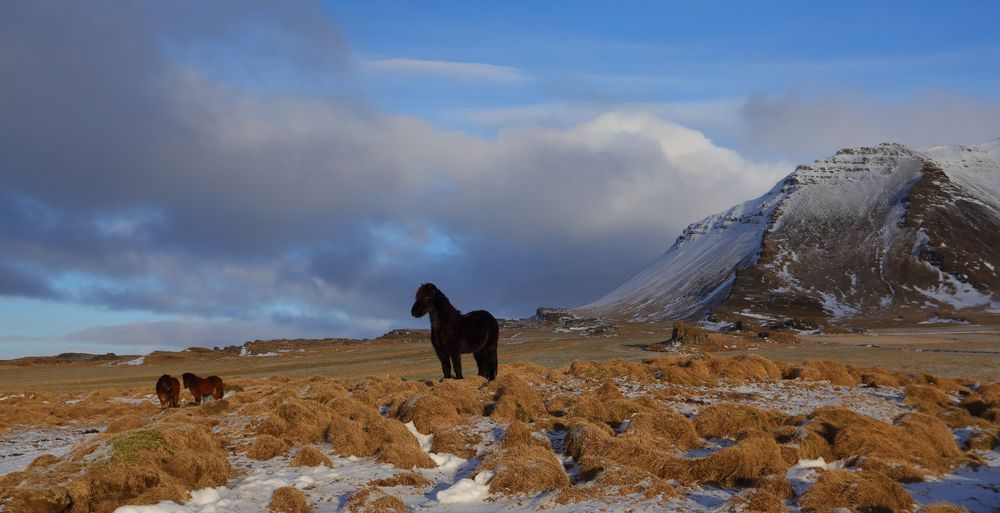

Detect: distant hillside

[580,140,1000,325]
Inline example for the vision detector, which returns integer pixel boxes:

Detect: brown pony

[181,372,224,404]
[411,283,499,380]
[155,374,180,409]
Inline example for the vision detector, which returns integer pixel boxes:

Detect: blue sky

[1,1,999,358]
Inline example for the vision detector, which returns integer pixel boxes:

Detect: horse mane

[425,283,459,316]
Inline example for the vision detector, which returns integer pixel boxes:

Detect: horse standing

[155,374,180,409]
[181,372,225,404]
[410,283,499,380]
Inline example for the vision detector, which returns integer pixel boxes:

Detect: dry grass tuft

[564,382,649,427]
[727,488,789,513]
[105,415,148,434]
[562,422,686,481]
[707,354,783,383]
[688,434,788,487]
[345,487,409,513]
[904,384,953,414]
[247,434,288,461]
[325,396,435,469]
[479,419,568,495]
[394,393,462,433]
[695,403,780,439]
[645,355,715,385]
[918,503,971,513]
[784,360,859,386]
[369,471,431,488]
[427,379,484,415]
[290,445,332,467]
[350,376,427,409]
[856,367,902,387]
[267,486,310,513]
[622,410,700,450]
[488,373,547,423]
[800,470,914,513]
[429,425,481,458]
[965,428,998,450]
[806,407,965,476]
[5,423,234,513]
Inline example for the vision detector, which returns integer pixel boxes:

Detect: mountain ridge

[579,139,1000,325]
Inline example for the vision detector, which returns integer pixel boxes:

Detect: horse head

[411,283,439,318]
[181,372,197,388]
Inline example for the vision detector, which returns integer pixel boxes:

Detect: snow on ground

[905,449,1000,513]
[0,427,99,475]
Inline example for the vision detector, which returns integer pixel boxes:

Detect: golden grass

[695,403,780,439]
[345,488,409,513]
[105,415,149,434]
[369,471,431,488]
[966,428,998,450]
[784,360,859,386]
[247,434,288,461]
[727,488,789,513]
[562,422,685,481]
[393,393,462,433]
[800,470,914,513]
[918,504,971,513]
[28,423,232,513]
[621,410,700,450]
[324,396,435,469]
[904,384,953,414]
[427,379,484,414]
[688,434,788,487]
[290,445,332,467]
[429,425,481,458]
[267,486,310,513]
[487,373,547,423]
[479,420,569,495]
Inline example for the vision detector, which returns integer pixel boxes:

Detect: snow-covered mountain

[580,140,1000,325]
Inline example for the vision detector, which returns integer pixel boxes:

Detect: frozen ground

[0,426,99,475]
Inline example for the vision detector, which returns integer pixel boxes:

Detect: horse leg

[434,345,452,379]
[473,350,486,378]
[450,349,464,379]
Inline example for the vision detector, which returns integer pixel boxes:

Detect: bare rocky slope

[580,140,1000,325]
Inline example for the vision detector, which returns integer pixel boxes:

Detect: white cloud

[364,57,526,83]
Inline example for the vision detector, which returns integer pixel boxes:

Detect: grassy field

[1,322,998,394]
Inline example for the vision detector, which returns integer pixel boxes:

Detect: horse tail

[487,314,499,380]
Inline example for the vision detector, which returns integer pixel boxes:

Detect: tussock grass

[621,410,700,450]
[688,434,788,487]
[325,396,434,468]
[350,376,427,409]
[695,403,780,439]
[105,415,148,434]
[487,373,547,422]
[918,504,971,513]
[429,424,480,458]
[480,420,568,495]
[727,488,789,513]
[904,384,952,414]
[800,470,914,513]
[247,434,288,461]
[290,445,332,467]
[345,487,409,513]
[783,360,859,386]
[267,486,310,513]
[427,379,484,414]
[369,471,431,487]
[394,393,462,433]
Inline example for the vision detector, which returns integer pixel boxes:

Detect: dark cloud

[0,3,791,355]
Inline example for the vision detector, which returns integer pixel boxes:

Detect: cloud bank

[0,3,794,355]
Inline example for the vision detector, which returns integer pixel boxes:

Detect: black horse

[411,283,499,380]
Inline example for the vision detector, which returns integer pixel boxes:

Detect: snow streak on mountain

[581,140,1000,324]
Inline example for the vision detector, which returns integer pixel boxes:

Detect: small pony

[181,372,225,405]
[155,374,180,409]
[411,283,499,380]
